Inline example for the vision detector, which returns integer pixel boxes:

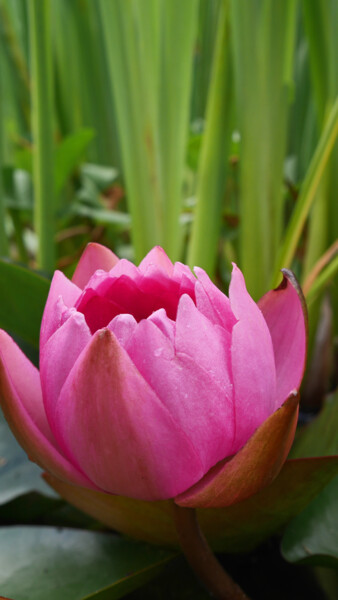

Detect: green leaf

[290,392,338,459]
[0,259,50,348]
[71,203,131,228]
[0,409,54,505]
[0,526,175,600]
[81,163,118,190]
[55,129,95,194]
[281,475,338,568]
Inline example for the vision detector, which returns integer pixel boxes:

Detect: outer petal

[40,312,91,426]
[0,330,93,489]
[229,264,276,450]
[175,391,299,508]
[72,243,119,289]
[125,313,235,471]
[40,271,82,350]
[258,269,307,408]
[54,329,204,500]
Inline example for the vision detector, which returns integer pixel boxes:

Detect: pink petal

[54,329,204,500]
[175,392,299,508]
[173,262,196,287]
[147,308,175,342]
[107,313,137,347]
[108,258,140,280]
[175,294,233,392]
[229,264,276,451]
[258,270,307,408]
[125,317,235,471]
[40,271,82,350]
[40,312,91,426]
[194,267,236,332]
[72,243,119,289]
[138,246,174,276]
[0,330,93,489]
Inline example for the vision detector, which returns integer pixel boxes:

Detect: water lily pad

[0,410,53,504]
[0,526,175,600]
[281,475,338,568]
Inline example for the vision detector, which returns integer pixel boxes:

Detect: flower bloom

[0,244,307,506]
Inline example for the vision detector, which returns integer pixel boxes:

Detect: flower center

[76,274,195,333]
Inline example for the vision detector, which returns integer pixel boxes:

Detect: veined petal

[175,392,299,508]
[40,271,82,350]
[40,312,91,426]
[258,270,307,408]
[72,243,119,289]
[0,330,93,489]
[175,294,233,392]
[54,329,204,501]
[125,318,235,471]
[229,264,276,450]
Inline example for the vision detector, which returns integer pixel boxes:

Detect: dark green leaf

[0,526,175,600]
[0,409,54,504]
[0,259,50,348]
[291,392,338,458]
[281,475,338,568]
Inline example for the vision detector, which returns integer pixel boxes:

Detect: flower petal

[138,246,174,276]
[258,270,307,408]
[40,311,91,426]
[194,267,236,331]
[40,271,82,350]
[229,264,276,450]
[125,315,235,471]
[107,313,138,347]
[175,391,299,508]
[54,329,204,500]
[0,330,92,488]
[72,243,119,289]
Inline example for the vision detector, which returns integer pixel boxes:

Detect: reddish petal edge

[72,243,119,289]
[175,391,300,508]
[0,358,96,491]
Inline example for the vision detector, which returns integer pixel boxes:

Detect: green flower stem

[28,0,55,272]
[173,503,250,600]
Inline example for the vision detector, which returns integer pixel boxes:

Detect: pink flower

[0,244,307,506]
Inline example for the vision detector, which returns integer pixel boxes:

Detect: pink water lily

[0,244,307,505]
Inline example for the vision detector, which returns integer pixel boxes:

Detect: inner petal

[76,272,196,333]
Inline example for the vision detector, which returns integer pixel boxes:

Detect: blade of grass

[272,96,338,285]
[187,0,231,275]
[98,0,198,262]
[28,0,55,272]
[158,0,199,259]
[98,0,163,260]
[0,43,9,256]
[305,253,338,307]
[230,0,297,299]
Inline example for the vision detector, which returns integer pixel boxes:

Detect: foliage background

[0,0,337,598]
